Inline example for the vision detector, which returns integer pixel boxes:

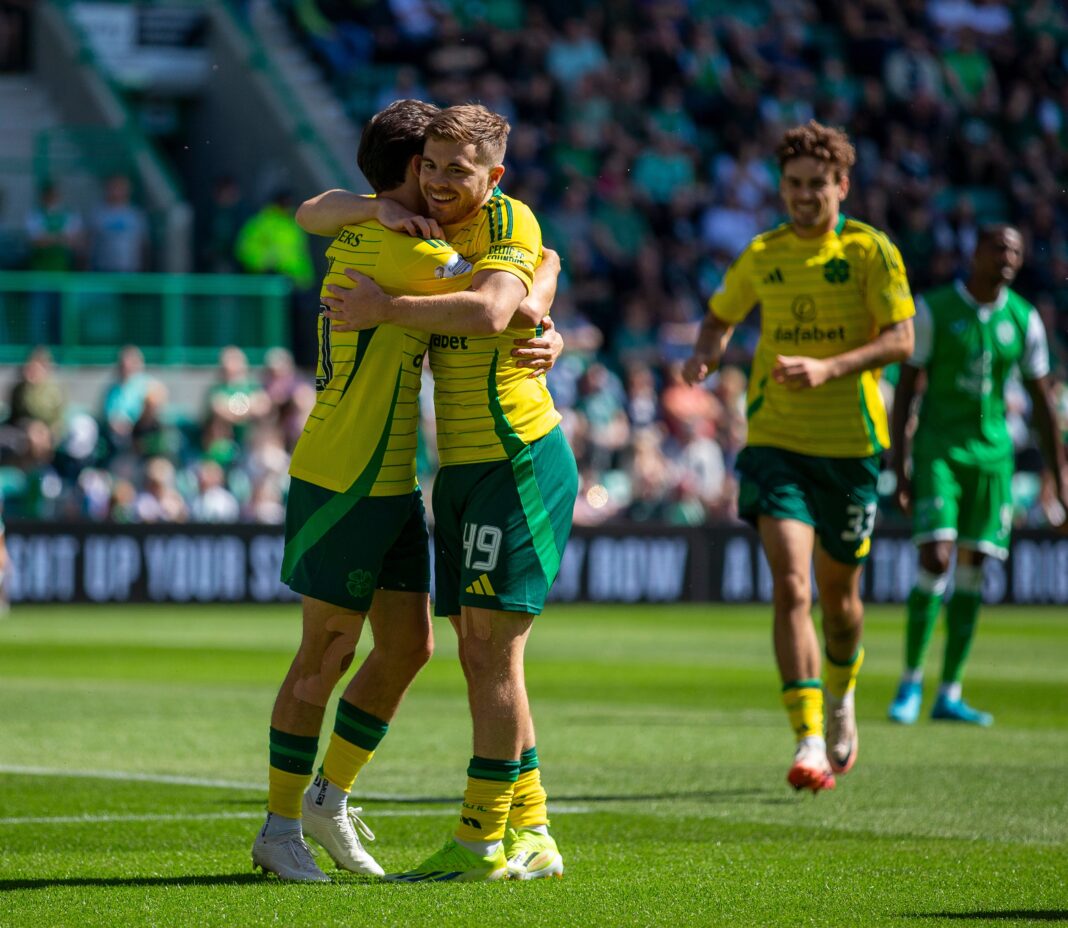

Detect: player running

[683,120,915,793]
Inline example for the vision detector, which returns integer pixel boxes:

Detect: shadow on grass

[1,874,269,891]
[907,913,1068,922]
[221,788,773,807]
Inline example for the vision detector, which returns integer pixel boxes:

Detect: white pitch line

[0,806,594,826]
[0,765,446,801]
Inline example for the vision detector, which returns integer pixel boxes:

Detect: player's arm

[513,316,563,378]
[1023,375,1068,520]
[323,266,527,336]
[512,248,559,327]
[683,312,734,385]
[295,189,443,239]
[774,319,914,389]
[683,247,755,385]
[891,364,924,516]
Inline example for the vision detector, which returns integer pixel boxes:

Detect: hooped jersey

[709,216,915,458]
[430,190,561,466]
[910,281,1049,471]
[289,222,472,495]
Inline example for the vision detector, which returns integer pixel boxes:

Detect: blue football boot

[887,681,922,725]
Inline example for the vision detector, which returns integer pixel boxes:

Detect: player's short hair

[357,99,440,193]
[777,121,856,179]
[977,223,1021,246]
[425,104,510,167]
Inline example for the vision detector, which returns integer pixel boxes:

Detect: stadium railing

[0,271,291,365]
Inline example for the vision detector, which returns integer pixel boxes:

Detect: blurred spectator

[24,182,84,345]
[7,348,65,435]
[199,175,246,274]
[101,345,153,453]
[189,459,240,523]
[134,457,188,523]
[88,175,149,273]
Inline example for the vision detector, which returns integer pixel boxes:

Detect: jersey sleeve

[864,236,915,327]
[707,246,758,324]
[471,197,540,294]
[397,239,475,294]
[1021,308,1051,380]
[907,296,933,369]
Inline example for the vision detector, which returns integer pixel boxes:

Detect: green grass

[0,603,1066,927]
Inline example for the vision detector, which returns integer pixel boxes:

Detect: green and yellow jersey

[289,221,473,495]
[430,190,561,466]
[710,215,915,458]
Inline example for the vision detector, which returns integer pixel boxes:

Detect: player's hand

[773,355,832,389]
[512,317,561,378]
[894,471,912,517]
[375,198,444,240]
[682,353,715,385]
[321,269,391,330]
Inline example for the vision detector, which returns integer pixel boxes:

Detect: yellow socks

[455,757,520,843]
[782,680,824,742]
[825,646,865,700]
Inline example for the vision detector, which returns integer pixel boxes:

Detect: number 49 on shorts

[463,522,502,572]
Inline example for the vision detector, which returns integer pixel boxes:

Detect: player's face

[780,157,849,237]
[419,137,504,227]
[975,228,1024,285]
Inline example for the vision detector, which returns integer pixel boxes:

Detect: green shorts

[911,455,1012,560]
[281,478,430,611]
[432,425,578,617]
[736,445,881,565]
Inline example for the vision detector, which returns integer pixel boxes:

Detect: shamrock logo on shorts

[346,569,374,599]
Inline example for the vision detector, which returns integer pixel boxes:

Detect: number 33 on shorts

[841,502,877,558]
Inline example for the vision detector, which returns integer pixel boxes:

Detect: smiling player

[683,121,916,792]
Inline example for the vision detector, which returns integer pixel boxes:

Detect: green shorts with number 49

[736,445,881,565]
[911,454,1012,560]
[281,478,430,611]
[433,425,578,617]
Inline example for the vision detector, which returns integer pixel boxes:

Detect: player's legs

[758,516,833,792]
[931,548,993,726]
[254,596,365,881]
[304,590,433,876]
[892,455,960,723]
[814,546,865,774]
[890,541,953,723]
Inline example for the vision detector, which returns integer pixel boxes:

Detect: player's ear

[409,154,422,179]
[839,172,851,200]
[489,164,506,188]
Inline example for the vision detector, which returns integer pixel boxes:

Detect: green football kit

[909,280,1050,559]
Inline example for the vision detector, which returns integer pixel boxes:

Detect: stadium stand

[0,0,1066,531]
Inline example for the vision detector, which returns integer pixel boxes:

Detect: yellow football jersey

[710,216,915,457]
[430,190,561,466]
[289,222,473,495]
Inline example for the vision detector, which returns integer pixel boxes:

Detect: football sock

[321,699,388,793]
[455,757,520,843]
[509,747,550,830]
[261,811,301,838]
[267,727,318,818]
[942,565,983,684]
[905,568,948,671]
[782,680,823,742]
[824,646,864,700]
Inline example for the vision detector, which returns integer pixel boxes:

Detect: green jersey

[909,281,1049,471]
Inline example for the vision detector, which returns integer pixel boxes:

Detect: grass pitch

[0,602,1065,927]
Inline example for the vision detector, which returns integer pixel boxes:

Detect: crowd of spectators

[0,344,315,526]
[277,0,1068,526]
[4,0,1068,529]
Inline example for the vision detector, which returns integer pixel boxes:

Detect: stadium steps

[245,0,364,191]
[0,76,65,232]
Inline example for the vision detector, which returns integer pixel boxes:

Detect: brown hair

[776,121,856,179]
[357,99,440,193]
[425,104,510,167]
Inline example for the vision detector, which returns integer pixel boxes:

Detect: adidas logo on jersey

[465,574,496,596]
[763,268,784,284]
